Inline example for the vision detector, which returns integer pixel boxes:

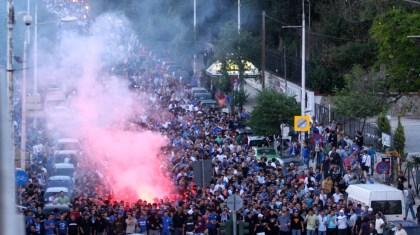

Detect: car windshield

[54,168,74,177]
[257,149,276,155]
[249,139,268,147]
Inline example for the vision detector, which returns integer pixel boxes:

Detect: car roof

[57,138,79,143]
[248,136,265,140]
[54,150,78,155]
[45,187,69,193]
[200,99,217,103]
[49,175,72,181]
[54,163,75,168]
[347,183,401,192]
[191,87,207,91]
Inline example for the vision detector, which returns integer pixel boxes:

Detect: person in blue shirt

[162,211,173,235]
[326,210,337,235]
[25,211,35,233]
[44,214,56,235]
[207,209,219,235]
[136,210,148,234]
[56,214,68,235]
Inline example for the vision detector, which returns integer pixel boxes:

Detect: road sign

[15,169,28,187]
[226,194,243,212]
[192,159,213,188]
[376,161,391,175]
[294,115,311,132]
[381,132,391,147]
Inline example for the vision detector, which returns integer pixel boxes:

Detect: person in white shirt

[336,210,348,235]
[394,223,408,235]
[375,213,385,235]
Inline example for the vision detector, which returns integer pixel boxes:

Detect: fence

[314,103,380,147]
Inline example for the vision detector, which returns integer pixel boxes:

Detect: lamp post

[281,0,307,160]
[193,0,197,79]
[20,0,33,171]
[238,0,241,33]
[1,0,20,233]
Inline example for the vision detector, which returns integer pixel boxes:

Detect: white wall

[265,71,315,117]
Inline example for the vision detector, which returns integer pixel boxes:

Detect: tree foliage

[370,9,420,93]
[377,112,391,134]
[393,117,405,156]
[333,65,387,120]
[249,90,299,136]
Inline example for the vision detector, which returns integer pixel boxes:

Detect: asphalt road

[390,117,420,154]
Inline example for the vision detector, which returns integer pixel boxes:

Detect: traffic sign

[226,194,243,212]
[381,132,391,147]
[294,115,311,132]
[16,169,29,187]
[376,161,391,175]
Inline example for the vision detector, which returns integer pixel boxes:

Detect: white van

[346,184,405,221]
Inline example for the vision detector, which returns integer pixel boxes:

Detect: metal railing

[314,103,380,147]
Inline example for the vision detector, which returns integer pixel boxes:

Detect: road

[390,117,420,154]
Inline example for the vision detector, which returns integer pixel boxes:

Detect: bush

[377,112,391,134]
[248,90,299,136]
[393,117,405,156]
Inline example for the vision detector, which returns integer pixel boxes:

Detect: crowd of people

[17,46,417,235]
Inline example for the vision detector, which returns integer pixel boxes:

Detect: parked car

[44,187,70,204]
[193,92,212,101]
[47,175,74,192]
[248,136,269,147]
[53,150,79,165]
[56,138,80,151]
[52,163,75,178]
[199,99,218,108]
[252,147,279,162]
[191,87,208,95]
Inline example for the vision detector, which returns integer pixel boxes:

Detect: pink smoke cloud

[43,13,176,202]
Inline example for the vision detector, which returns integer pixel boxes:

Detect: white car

[53,163,75,178]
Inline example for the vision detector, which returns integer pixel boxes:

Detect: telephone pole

[1,0,21,234]
[261,11,266,89]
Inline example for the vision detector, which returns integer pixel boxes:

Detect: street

[1,1,420,235]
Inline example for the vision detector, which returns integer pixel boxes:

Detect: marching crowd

[18,50,417,235]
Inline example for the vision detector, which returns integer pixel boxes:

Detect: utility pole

[237,0,241,33]
[300,0,306,161]
[1,0,20,234]
[193,0,197,78]
[301,0,306,117]
[261,11,266,89]
[21,0,31,170]
[33,1,38,95]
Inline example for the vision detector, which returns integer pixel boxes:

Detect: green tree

[334,65,387,130]
[370,9,420,93]
[393,117,405,156]
[377,112,391,134]
[249,90,299,136]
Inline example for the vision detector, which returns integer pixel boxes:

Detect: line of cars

[43,138,80,214]
[191,87,218,109]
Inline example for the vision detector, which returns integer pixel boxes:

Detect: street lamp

[19,0,33,171]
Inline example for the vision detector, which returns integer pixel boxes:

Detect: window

[371,200,402,215]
